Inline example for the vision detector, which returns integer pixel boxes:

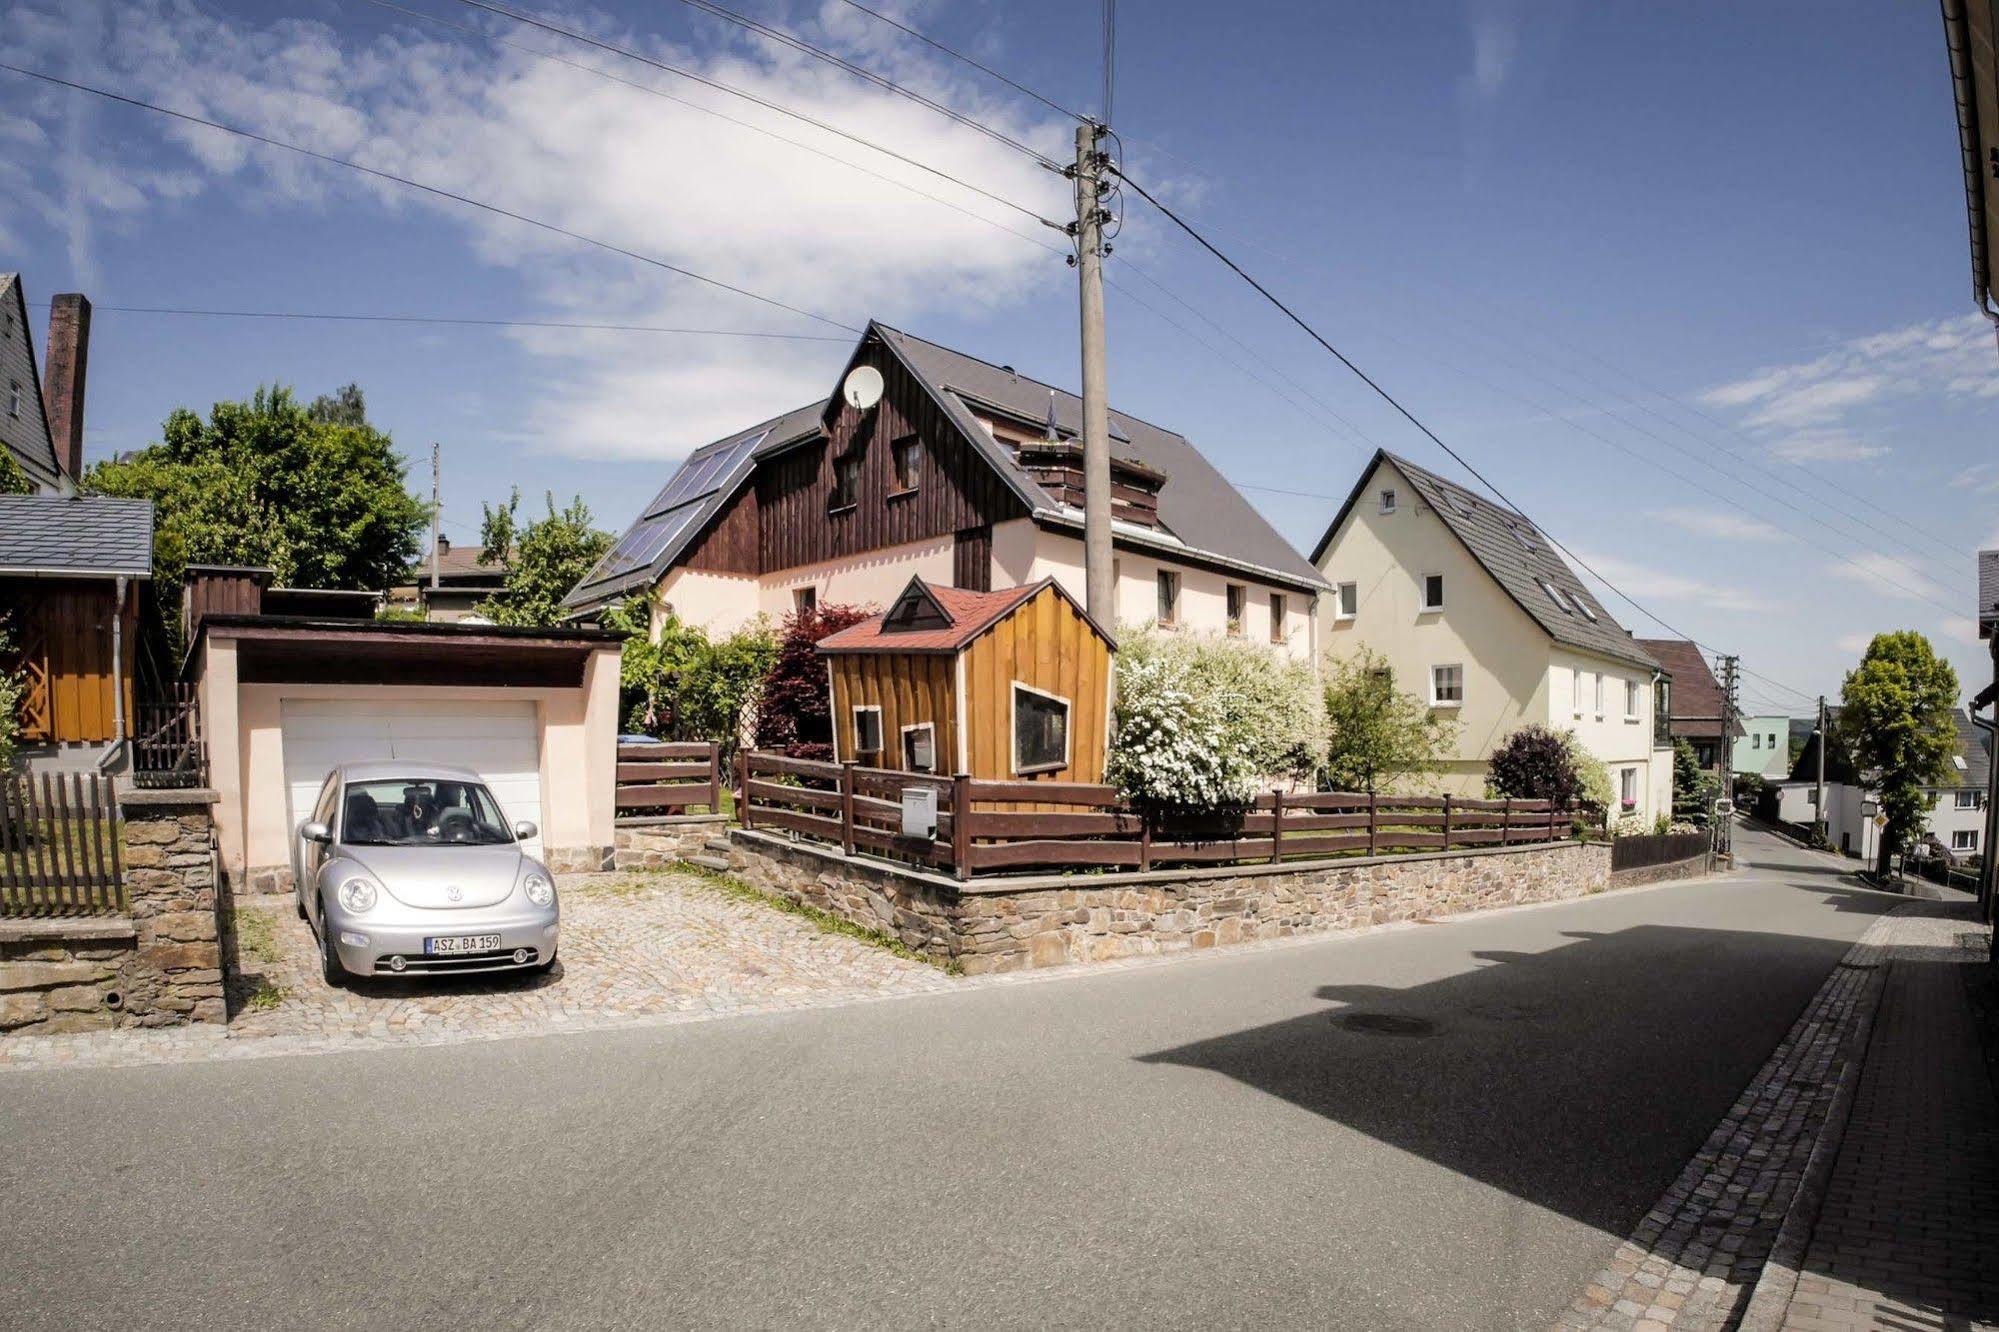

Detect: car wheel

[318,900,346,989]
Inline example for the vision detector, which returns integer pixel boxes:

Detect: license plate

[424,934,501,955]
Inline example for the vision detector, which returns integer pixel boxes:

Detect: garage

[185,602,623,892]
[280,698,546,859]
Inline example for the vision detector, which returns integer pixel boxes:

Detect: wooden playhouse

[816,576,1114,782]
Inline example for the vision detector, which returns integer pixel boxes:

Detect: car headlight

[522,871,555,908]
[337,877,377,913]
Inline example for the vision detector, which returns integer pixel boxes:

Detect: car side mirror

[300,821,332,845]
[514,820,538,841]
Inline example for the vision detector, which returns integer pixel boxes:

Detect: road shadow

[1136,914,1893,1240]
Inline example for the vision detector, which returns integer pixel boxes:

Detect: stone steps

[704,838,733,854]
[684,854,732,873]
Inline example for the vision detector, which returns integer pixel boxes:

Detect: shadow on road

[1136,904,1893,1240]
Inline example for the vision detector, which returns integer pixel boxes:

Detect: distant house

[0,281,156,767]
[1633,638,1743,774]
[1732,713,1791,778]
[562,321,1328,657]
[387,537,506,622]
[1310,449,1670,821]
[1771,709,1990,863]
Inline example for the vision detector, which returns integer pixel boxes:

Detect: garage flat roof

[187,614,622,689]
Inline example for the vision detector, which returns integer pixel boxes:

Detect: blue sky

[2,0,1994,714]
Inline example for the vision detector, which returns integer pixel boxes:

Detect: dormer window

[881,579,953,633]
[1378,488,1398,514]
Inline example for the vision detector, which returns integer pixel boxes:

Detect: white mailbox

[901,785,938,840]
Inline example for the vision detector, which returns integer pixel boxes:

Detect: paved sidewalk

[1777,903,1999,1332]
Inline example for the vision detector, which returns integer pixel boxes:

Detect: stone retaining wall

[720,830,1615,975]
[615,815,731,870]
[0,788,226,1034]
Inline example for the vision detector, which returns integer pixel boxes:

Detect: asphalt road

[1,825,1895,1330]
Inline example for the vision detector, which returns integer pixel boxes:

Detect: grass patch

[228,907,286,967]
[670,859,960,975]
[243,981,289,1011]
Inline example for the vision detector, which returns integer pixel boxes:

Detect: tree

[1671,739,1721,825]
[605,599,776,756]
[1837,631,1960,877]
[81,385,429,643]
[474,489,613,628]
[1486,724,1584,808]
[307,382,368,427]
[751,603,873,759]
[0,447,30,495]
[1320,648,1458,793]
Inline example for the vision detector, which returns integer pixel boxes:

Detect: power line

[1109,163,1834,701]
[829,0,1083,122]
[0,61,859,334]
[424,0,1063,229]
[647,0,1063,167]
[27,302,853,339]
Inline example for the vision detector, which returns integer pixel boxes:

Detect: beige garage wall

[207,644,619,886]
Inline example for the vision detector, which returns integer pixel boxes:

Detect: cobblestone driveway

[1,870,956,1068]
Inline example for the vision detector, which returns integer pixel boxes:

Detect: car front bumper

[325,904,560,977]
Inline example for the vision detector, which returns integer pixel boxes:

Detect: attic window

[6,382,18,419]
[882,582,952,633]
[1539,578,1569,611]
[1954,754,1969,772]
[1565,590,1598,622]
[1378,489,1398,514]
[891,435,921,492]
[829,456,860,511]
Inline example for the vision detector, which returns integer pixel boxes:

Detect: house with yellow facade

[1311,450,1673,822]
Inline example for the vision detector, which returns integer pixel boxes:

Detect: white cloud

[1954,462,1999,494]
[1571,549,1775,613]
[1649,508,1785,543]
[1939,616,1981,646]
[1698,313,1999,456]
[1831,553,1952,606]
[0,0,1074,459]
[1835,632,1873,654]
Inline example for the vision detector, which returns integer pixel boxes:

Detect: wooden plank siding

[754,339,1026,573]
[960,582,1110,786]
[1,577,136,745]
[829,651,957,775]
[952,525,992,592]
[678,480,760,574]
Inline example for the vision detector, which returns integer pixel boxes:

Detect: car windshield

[340,779,515,847]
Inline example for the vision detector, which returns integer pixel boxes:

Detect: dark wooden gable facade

[673,332,1029,590]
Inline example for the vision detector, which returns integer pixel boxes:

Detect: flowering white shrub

[1107,627,1323,813]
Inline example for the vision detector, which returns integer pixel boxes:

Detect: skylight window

[1539,578,1569,611]
[1509,524,1537,553]
[1565,590,1598,622]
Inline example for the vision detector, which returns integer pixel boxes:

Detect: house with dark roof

[1310,450,1671,822]
[1773,708,1991,863]
[385,536,508,622]
[1634,638,1745,773]
[0,282,158,763]
[563,321,1329,658]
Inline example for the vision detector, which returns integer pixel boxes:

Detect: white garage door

[281,698,544,857]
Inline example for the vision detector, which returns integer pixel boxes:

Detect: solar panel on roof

[642,428,768,520]
[582,501,706,588]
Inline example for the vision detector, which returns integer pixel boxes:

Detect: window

[1806,787,1819,807]
[891,435,921,492]
[852,706,882,757]
[1336,581,1358,619]
[829,455,860,510]
[1566,590,1598,622]
[1952,829,1978,852]
[793,586,817,615]
[1620,768,1638,809]
[901,723,936,773]
[1540,578,1567,611]
[1156,570,1180,625]
[1955,789,1982,810]
[1269,592,1287,643]
[1421,573,1444,611]
[1625,679,1641,720]
[1225,583,1245,635]
[1378,488,1398,514]
[1752,733,1762,750]
[1012,683,1070,773]
[1572,670,1585,717]
[1509,523,1536,552]
[1430,663,1463,707]
[1593,673,1604,719]
[6,381,17,418]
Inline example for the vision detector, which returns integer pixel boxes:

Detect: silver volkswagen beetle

[294,762,559,985]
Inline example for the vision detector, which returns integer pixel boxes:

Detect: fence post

[1366,794,1378,856]
[738,752,753,832]
[1502,797,1513,845]
[840,761,857,857]
[708,742,722,815]
[1441,793,1452,852]
[951,774,971,881]
[1269,788,1284,864]
[1140,811,1153,872]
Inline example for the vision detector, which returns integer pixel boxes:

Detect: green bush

[1320,648,1458,794]
[607,600,777,756]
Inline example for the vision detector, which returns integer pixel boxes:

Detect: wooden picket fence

[737,751,1568,881]
[616,741,724,818]
[0,772,127,916]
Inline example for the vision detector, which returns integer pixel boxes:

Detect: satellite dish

[842,365,884,411]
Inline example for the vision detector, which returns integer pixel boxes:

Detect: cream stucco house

[562,322,1329,657]
[1311,450,1673,821]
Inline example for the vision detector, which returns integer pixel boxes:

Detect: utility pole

[1070,121,1114,622]
[1716,654,1739,859]
[1814,694,1828,847]
[429,442,441,594]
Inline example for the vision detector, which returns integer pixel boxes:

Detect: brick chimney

[42,293,90,482]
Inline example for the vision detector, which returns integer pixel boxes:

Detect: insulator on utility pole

[1073,121,1114,623]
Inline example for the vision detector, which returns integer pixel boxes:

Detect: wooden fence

[132,684,208,789]
[737,751,1569,881]
[616,741,724,818]
[0,773,127,915]
[1608,830,1712,873]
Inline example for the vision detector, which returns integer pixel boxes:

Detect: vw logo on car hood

[445,885,463,902]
